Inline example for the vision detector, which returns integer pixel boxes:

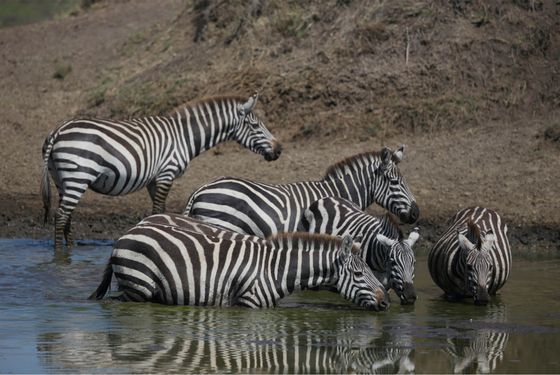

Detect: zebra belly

[89,170,145,195]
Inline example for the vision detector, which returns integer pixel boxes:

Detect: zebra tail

[41,134,55,225]
[88,261,113,300]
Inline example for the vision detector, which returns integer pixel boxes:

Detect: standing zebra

[183,145,419,237]
[300,197,420,304]
[428,207,511,305]
[41,92,282,250]
[89,217,390,310]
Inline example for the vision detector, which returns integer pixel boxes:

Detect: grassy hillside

[82,0,559,141]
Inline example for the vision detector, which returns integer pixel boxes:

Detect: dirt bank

[0,0,558,256]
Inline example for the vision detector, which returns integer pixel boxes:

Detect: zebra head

[336,235,390,311]
[376,227,420,305]
[233,92,282,161]
[373,146,419,224]
[458,225,496,305]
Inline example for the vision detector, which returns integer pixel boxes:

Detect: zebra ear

[381,147,392,165]
[376,233,396,248]
[341,235,354,255]
[481,231,496,252]
[394,145,405,163]
[405,227,420,248]
[242,91,258,113]
[457,232,476,251]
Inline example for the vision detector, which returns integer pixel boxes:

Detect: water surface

[1,239,559,373]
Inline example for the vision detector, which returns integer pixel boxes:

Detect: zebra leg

[64,215,74,249]
[54,182,89,251]
[147,179,174,214]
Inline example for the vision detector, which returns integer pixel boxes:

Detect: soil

[0,0,558,256]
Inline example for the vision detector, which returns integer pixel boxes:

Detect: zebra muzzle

[264,141,282,161]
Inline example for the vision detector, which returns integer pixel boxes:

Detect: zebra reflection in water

[443,304,509,373]
[36,305,415,373]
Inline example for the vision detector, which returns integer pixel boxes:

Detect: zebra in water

[41,92,282,250]
[300,197,420,305]
[428,207,512,305]
[89,217,390,310]
[183,145,419,237]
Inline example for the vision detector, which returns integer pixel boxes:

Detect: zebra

[428,207,512,305]
[183,145,419,238]
[40,92,282,250]
[301,197,420,305]
[89,217,390,310]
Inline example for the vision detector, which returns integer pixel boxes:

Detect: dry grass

[78,0,558,141]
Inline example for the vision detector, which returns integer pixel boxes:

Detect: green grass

[0,0,80,28]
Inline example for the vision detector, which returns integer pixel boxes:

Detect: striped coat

[89,216,390,310]
[184,146,419,237]
[428,207,512,305]
[300,197,420,304]
[41,93,281,250]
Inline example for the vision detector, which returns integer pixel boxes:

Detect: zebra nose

[400,283,417,305]
[400,202,419,224]
[378,299,390,311]
[264,141,282,161]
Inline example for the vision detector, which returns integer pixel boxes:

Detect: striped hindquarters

[109,224,261,306]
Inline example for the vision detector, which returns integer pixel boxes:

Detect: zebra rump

[428,207,511,305]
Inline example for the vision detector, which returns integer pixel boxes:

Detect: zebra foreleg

[147,179,174,214]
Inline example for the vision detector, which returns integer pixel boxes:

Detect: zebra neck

[174,103,238,161]
[268,239,339,294]
[323,171,376,210]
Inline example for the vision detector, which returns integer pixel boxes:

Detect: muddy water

[1,239,559,373]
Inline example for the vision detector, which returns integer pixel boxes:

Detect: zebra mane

[267,232,361,254]
[466,220,482,249]
[323,149,399,180]
[171,95,247,114]
[382,213,404,240]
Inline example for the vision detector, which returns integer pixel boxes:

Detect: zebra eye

[354,270,363,277]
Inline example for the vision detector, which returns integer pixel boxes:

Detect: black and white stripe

[301,197,420,305]
[184,146,419,237]
[89,216,390,310]
[41,92,282,250]
[428,207,512,305]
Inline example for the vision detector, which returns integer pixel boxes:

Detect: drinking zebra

[89,217,390,310]
[183,145,419,237]
[41,92,282,250]
[300,197,420,305]
[428,207,511,305]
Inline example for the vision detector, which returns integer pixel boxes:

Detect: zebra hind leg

[54,207,69,251]
[64,215,74,248]
[147,179,174,215]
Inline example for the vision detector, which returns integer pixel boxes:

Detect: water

[1,239,559,373]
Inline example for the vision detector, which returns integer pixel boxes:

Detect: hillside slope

[0,0,558,254]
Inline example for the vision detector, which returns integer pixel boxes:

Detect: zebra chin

[398,202,420,224]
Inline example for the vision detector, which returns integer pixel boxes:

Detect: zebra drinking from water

[89,216,390,310]
[41,92,282,250]
[428,207,511,305]
[300,197,420,304]
[184,145,419,237]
